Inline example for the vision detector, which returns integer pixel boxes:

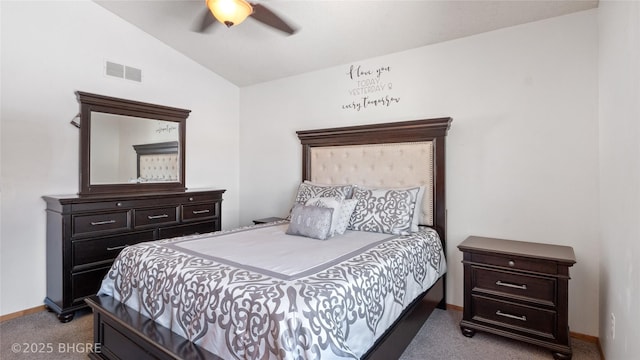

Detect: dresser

[43,189,225,322]
[458,236,576,360]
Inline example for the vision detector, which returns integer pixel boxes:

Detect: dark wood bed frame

[86,117,452,360]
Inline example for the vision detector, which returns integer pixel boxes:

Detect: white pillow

[334,199,357,235]
[305,197,358,236]
[411,186,426,232]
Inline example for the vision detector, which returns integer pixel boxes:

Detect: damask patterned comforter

[98,223,446,360]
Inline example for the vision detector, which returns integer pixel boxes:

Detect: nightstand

[458,236,576,360]
[252,217,285,225]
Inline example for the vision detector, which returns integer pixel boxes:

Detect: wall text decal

[156,124,177,134]
[341,64,400,111]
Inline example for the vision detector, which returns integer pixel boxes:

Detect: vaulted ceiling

[95,0,598,87]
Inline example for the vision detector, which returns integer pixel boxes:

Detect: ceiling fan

[194,0,297,35]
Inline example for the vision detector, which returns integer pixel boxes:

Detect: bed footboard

[85,296,222,360]
[86,276,443,360]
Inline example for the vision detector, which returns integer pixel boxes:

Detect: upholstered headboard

[296,118,452,241]
[309,142,434,225]
[132,141,179,182]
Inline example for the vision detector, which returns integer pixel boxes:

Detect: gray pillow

[305,197,342,236]
[286,204,334,240]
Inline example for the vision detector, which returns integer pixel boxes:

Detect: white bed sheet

[167,223,395,279]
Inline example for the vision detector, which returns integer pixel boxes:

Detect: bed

[86,117,452,360]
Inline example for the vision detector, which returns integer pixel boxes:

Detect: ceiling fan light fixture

[206,0,253,27]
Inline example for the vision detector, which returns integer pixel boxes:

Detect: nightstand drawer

[472,267,556,306]
[471,253,557,275]
[472,295,557,340]
[134,206,178,227]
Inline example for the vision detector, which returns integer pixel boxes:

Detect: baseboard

[570,331,598,344]
[0,305,46,323]
[597,338,606,360]
[445,303,604,356]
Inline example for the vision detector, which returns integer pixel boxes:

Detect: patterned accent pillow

[294,181,354,204]
[349,187,420,235]
[286,204,334,240]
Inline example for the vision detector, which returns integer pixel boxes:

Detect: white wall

[0,0,241,316]
[240,10,600,336]
[598,1,640,358]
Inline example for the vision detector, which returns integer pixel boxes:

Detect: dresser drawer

[158,220,218,239]
[71,200,131,213]
[182,202,219,221]
[472,267,556,306]
[471,253,557,275]
[472,295,557,340]
[73,211,131,236]
[134,206,178,227]
[72,230,155,269]
[71,266,112,304]
[182,192,223,203]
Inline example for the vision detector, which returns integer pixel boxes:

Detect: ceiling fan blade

[250,3,297,35]
[192,8,217,33]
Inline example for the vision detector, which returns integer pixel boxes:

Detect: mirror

[78,91,189,195]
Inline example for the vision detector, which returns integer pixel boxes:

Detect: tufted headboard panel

[133,141,179,182]
[138,153,179,182]
[310,141,434,225]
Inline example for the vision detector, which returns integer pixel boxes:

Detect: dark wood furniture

[252,216,285,224]
[77,91,188,195]
[458,236,576,360]
[43,189,224,322]
[86,117,452,360]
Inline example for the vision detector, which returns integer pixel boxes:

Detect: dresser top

[43,188,225,204]
[458,236,576,265]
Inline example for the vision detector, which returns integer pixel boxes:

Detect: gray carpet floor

[0,308,601,359]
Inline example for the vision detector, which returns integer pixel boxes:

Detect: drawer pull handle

[90,220,116,226]
[147,214,169,220]
[192,209,210,215]
[496,280,527,290]
[496,310,527,322]
[106,245,129,251]
[508,260,515,267]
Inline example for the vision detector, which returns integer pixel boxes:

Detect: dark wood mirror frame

[77,91,189,195]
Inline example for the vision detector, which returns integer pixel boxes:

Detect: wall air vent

[105,61,142,83]
[125,66,142,82]
[105,61,124,78]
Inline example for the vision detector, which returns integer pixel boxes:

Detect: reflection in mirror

[90,112,180,184]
